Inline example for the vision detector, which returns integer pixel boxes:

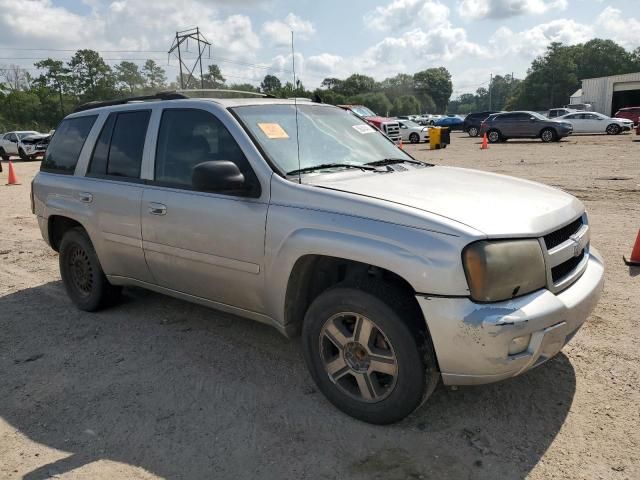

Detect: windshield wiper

[286,163,380,176]
[365,158,426,167]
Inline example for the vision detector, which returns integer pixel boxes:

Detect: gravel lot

[0,132,638,480]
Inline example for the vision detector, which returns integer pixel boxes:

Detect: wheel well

[48,216,84,251]
[284,255,422,337]
[540,126,556,135]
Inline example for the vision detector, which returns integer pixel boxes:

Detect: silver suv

[32,92,604,424]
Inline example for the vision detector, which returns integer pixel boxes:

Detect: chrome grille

[383,122,400,140]
[541,215,589,292]
[544,217,583,249]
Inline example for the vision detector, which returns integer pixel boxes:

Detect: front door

[141,108,269,314]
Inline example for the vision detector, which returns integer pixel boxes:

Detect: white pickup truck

[0,130,41,161]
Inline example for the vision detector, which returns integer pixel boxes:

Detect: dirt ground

[0,132,638,480]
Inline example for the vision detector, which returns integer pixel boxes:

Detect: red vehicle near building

[614,107,640,125]
[338,105,401,143]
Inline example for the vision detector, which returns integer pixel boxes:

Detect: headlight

[462,239,546,302]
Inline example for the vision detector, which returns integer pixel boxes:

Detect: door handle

[78,192,93,203]
[148,203,167,216]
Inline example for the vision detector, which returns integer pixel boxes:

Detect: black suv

[463,111,499,137]
[479,111,573,143]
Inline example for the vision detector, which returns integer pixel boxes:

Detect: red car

[614,107,640,125]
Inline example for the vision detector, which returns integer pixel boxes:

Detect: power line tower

[168,27,211,89]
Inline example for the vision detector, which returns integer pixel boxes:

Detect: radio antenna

[291,31,302,184]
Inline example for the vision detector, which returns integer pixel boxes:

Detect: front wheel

[18,148,28,161]
[302,281,439,424]
[468,126,479,137]
[409,132,420,144]
[606,124,621,135]
[59,227,121,311]
[540,128,556,143]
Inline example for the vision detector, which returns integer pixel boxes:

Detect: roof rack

[73,89,277,113]
[73,91,187,112]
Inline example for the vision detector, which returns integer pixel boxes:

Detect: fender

[263,204,473,327]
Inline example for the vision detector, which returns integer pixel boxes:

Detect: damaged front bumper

[417,248,605,386]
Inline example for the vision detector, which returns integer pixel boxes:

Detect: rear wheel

[606,124,621,135]
[0,148,9,162]
[302,280,439,424]
[468,126,479,137]
[540,128,556,143]
[487,129,501,143]
[409,132,420,144]
[59,227,121,311]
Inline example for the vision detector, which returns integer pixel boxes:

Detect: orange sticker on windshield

[258,123,289,139]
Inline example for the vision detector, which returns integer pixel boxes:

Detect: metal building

[577,72,640,116]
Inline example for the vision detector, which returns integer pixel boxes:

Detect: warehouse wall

[581,72,640,116]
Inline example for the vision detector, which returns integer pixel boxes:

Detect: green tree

[68,49,116,101]
[202,64,226,89]
[414,67,452,113]
[313,89,346,105]
[260,74,282,94]
[141,60,167,89]
[33,59,71,116]
[228,83,259,92]
[339,74,376,97]
[391,95,421,116]
[573,39,636,81]
[115,61,144,93]
[320,77,343,90]
[379,73,415,103]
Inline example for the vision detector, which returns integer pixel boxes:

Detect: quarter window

[88,110,150,179]
[154,109,255,194]
[41,115,97,174]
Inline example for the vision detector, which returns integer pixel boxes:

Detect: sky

[0,0,638,98]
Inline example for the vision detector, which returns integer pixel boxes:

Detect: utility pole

[168,27,211,89]
[489,73,493,110]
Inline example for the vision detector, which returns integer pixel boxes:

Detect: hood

[365,115,397,124]
[309,166,583,237]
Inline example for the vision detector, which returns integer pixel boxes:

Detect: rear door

[7,133,19,154]
[79,109,154,283]
[141,106,269,313]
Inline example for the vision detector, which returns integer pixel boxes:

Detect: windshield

[233,104,414,175]
[401,121,421,128]
[17,131,38,140]
[349,106,377,118]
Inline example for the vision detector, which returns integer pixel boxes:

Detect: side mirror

[192,160,245,193]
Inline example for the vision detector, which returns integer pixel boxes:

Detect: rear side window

[88,110,150,179]
[41,115,97,174]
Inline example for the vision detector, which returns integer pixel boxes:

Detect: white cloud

[364,0,450,31]
[596,7,640,50]
[262,13,315,47]
[490,19,593,57]
[458,0,568,19]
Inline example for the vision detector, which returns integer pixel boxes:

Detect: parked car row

[0,130,52,161]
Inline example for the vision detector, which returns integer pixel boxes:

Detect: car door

[564,113,584,132]
[141,107,269,313]
[78,109,155,283]
[7,133,19,154]
[581,113,603,133]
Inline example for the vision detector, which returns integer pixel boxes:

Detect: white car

[557,112,634,135]
[398,120,430,143]
[0,130,40,160]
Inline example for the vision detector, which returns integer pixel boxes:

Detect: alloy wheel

[319,312,398,403]
[468,127,478,137]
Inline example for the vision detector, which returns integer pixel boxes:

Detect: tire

[540,128,556,143]
[18,148,28,161]
[468,126,479,137]
[487,129,501,143]
[606,124,621,135]
[0,148,8,162]
[409,132,420,144]
[302,279,439,424]
[429,120,435,126]
[59,227,121,311]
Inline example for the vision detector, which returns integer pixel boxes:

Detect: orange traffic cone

[480,133,489,150]
[398,138,403,150]
[624,230,640,266]
[6,161,20,185]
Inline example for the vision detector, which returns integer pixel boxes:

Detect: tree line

[449,39,640,114]
[1,38,639,131]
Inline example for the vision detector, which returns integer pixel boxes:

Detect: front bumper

[417,248,604,386]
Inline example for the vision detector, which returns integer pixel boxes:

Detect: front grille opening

[552,249,585,283]
[544,217,583,250]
